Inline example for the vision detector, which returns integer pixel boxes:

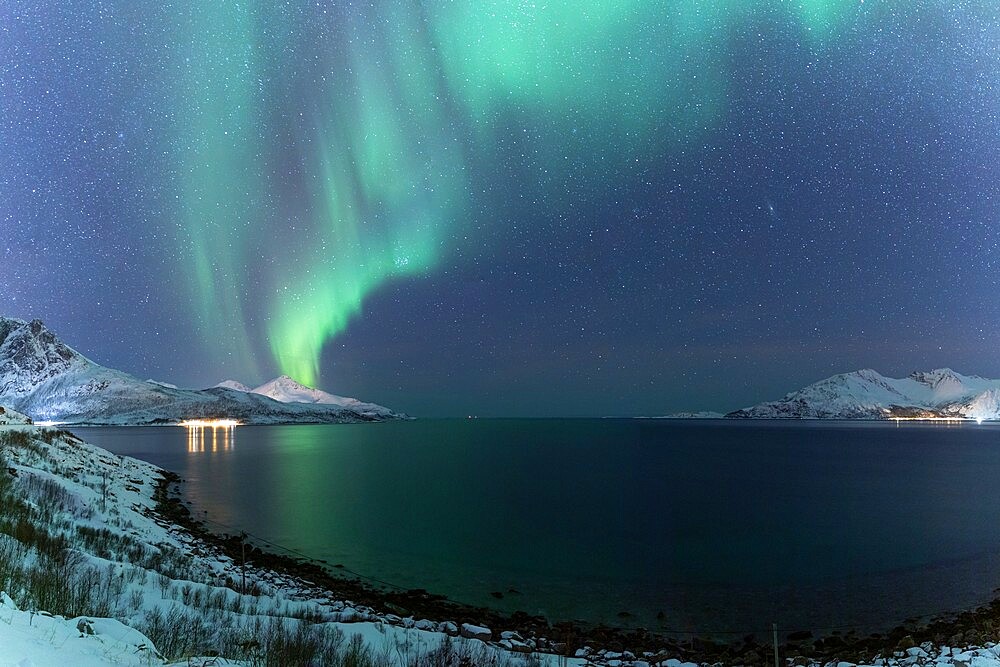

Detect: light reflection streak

[185,422,237,452]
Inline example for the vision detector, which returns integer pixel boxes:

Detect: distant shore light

[891,416,977,423]
[179,419,241,428]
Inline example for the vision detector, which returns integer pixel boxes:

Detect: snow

[730,368,1000,420]
[0,317,403,425]
[0,422,572,666]
[6,415,1000,666]
[214,379,252,393]
[0,598,162,667]
[250,375,397,418]
[144,379,177,390]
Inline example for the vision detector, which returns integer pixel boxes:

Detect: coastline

[4,421,1000,665]
[159,465,1000,665]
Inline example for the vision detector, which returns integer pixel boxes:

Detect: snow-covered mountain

[728,368,1000,420]
[214,379,252,392]
[250,375,395,418]
[213,376,396,418]
[0,317,403,425]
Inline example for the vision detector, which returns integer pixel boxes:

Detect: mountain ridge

[0,317,403,425]
[727,367,1000,419]
[214,375,395,418]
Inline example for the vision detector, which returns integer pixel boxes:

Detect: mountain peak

[730,366,997,420]
[0,316,403,424]
[251,376,395,417]
[215,380,252,393]
[909,368,962,386]
[277,375,310,387]
[0,316,90,390]
[253,376,324,400]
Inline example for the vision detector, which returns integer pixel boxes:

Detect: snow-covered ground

[0,409,569,666]
[4,410,1000,667]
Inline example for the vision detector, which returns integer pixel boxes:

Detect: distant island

[0,317,404,425]
[674,368,1000,420]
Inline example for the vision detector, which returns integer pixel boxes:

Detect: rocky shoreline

[153,468,1000,666]
[7,412,1000,666]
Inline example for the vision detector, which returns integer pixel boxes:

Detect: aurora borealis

[3,1,1000,415]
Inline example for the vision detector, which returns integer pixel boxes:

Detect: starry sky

[2,1,1000,417]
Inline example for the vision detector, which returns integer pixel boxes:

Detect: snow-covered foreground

[0,410,571,666]
[4,409,1000,667]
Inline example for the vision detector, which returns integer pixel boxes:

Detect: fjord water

[77,420,1000,634]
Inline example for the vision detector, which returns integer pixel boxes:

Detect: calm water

[75,419,1000,635]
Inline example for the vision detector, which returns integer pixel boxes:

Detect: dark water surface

[75,419,1000,635]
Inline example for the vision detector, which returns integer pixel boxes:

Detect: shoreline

[5,419,1000,665]
[153,460,1000,666]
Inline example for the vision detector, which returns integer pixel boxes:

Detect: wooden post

[773,623,780,667]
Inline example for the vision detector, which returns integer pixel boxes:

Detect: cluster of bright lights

[890,416,985,424]
[178,419,240,428]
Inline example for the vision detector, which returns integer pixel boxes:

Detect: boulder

[508,640,532,653]
[460,623,492,641]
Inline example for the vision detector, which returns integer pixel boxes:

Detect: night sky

[2,2,999,417]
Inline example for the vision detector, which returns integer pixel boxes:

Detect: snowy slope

[6,423,1000,665]
[250,375,396,417]
[0,423,577,666]
[728,368,1000,419]
[215,379,252,392]
[0,317,403,425]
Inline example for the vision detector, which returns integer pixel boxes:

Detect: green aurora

[173,0,868,387]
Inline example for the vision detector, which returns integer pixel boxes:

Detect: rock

[439,621,459,636]
[460,623,492,641]
[501,631,524,641]
[414,619,435,631]
[337,608,361,622]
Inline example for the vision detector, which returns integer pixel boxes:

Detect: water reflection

[186,424,236,452]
